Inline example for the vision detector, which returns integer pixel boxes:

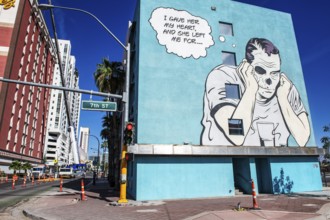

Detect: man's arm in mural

[214,60,257,145]
[277,73,311,146]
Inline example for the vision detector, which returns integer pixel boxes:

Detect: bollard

[59,177,63,192]
[32,176,34,186]
[12,179,15,190]
[81,179,87,201]
[251,179,260,209]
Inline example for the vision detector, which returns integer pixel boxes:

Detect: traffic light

[124,122,134,145]
[125,152,134,161]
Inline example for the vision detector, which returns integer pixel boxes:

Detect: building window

[225,84,240,99]
[219,22,234,36]
[228,119,244,135]
[222,51,236,66]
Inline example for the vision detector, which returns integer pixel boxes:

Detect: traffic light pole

[118,122,134,204]
[37,4,132,204]
[118,144,128,203]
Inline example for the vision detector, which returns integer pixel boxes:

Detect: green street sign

[82,100,117,112]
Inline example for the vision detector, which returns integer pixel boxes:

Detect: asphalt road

[0,177,89,212]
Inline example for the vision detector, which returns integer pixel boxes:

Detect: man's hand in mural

[236,59,258,93]
[276,73,310,146]
[276,73,292,101]
[213,59,259,146]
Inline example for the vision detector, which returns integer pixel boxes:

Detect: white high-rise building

[79,127,90,162]
[44,39,81,168]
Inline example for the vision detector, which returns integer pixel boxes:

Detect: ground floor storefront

[127,145,324,201]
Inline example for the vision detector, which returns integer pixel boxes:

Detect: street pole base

[251,207,261,210]
[118,199,128,204]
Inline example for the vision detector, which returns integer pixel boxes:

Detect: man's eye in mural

[255,66,266,75]
[270,71,280,80]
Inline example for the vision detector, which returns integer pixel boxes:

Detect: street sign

[82,100,117,112]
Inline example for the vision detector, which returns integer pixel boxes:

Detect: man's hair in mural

[245,38,280,64]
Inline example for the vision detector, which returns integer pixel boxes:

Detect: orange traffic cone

[81,179,87,201]
[59,177,63,192]
[251,179,260,209]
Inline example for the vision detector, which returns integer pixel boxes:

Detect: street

[0,177,329,220]
[0,176,88,212]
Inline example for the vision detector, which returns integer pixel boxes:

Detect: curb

[23,209,47,220]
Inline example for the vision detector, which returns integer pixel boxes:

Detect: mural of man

[201,38,310,147]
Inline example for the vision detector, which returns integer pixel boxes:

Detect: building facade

[0,0,56,172]
[43,39,81,168]
[126,0,323,200]
[79,127,90,162]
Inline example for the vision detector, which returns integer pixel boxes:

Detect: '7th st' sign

[82,100,117,112]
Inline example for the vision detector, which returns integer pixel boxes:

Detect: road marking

[136,209,158,213]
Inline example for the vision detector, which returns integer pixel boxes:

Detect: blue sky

[39,0,330,154]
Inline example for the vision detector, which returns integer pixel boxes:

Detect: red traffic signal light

[126,123,133,131]
[125,153,134,161]
[124,122,135,145]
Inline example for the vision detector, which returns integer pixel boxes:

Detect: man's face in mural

[250,50,281,100]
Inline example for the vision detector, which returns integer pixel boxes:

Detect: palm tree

[22,162,33,176]
[321,125,330,159]
[94,58,125,186]
[9,160,22,175]
[94,59,124,94]
[321,125,330,148]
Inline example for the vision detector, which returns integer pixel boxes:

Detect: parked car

[59,168,75,178]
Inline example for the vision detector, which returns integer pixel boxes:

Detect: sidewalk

[9,179,330,220]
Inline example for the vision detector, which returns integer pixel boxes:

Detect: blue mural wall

[130,156,234,201]
[269,157,322,193]
[134,0,315,147]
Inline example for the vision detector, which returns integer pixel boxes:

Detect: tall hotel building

[79,127,90,162]
[44,39,81,168]
[0,0,56,172]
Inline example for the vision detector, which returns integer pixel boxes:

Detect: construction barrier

[81,179,87,201]
[251,179,260,209]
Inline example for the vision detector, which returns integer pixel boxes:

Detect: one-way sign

[82,100,117,112]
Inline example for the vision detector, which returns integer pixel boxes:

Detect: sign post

[82,100,117,112]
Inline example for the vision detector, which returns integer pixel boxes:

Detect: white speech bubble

[149,7,214,59]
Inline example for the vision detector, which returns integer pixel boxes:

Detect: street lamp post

[89,134,100,179]
[38,3,131,203]
[37,4,130,122]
